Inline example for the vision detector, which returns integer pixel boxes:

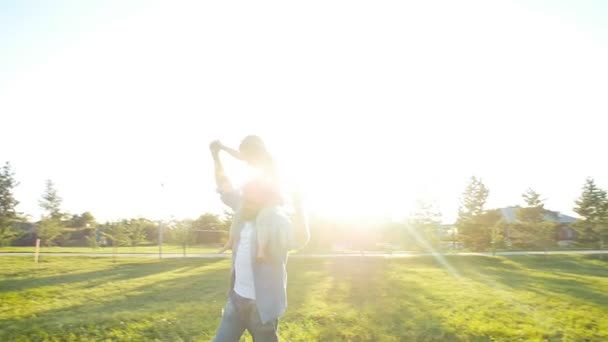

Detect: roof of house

[498,206,577,224]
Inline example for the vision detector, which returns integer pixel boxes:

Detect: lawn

[0,255,606,341]
[0,245,219,254]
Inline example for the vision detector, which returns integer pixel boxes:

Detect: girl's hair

[239,135,278,182]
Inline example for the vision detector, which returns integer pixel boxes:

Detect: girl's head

[239,135,271,167]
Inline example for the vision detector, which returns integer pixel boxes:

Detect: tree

[67,211,96,228]
[37,218,63,246]
[39,180,63,219]
[511,189,556,252]
[102,222,129,262]
[0,162,21,246]
[122,219,148,249]
[573,178,608,250]
[37,180,67,246]
[406,199,442,252]
[456,176,494,251]
[220,210,234,232]
[491,220,506,256]
[86,233,99,249]
[193,213,224,244]
[519,189,545,224]
[102,222,128,246]
[459,177,489,219]
[65,211,97,246]
[172,219,195,256]
[0,225,20,247]
[134,218,159,243]
[194,213,223,230]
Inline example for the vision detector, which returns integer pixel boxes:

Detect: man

[210,138,310,342]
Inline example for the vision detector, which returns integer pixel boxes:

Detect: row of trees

[304,176,608,253]
[455,176,608,252]
[1,161,607,252]
[0,162,231,250]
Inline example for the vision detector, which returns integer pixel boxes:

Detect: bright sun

[276,150,416,221]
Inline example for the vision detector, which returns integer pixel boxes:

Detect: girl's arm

[210,140,230,191]
[210,140,240,210]
[218,143,244,161]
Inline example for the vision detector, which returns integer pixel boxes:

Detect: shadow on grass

[0,259,232,341]
[287,255,608,341]
[3,255,606,341]
[0,258,224,294]
[507,254,608,277]
[448,255,608,307]
[291,257,460,341]
[286,259,332,310]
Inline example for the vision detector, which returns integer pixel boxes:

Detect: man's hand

[291,190,304,209]
[289,189,310,250]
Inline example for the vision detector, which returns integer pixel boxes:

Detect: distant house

[497,206,578,246]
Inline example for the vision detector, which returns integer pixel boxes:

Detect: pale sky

[2,0,608,223]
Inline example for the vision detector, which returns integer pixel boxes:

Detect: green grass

[0,255,606,341]
[0,245,219,254]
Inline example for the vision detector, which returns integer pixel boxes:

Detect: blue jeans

[213,291,279,342]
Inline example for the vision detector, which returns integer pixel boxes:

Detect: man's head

[240,179,283,220]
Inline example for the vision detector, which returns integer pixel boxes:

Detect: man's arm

[289,193,310,250]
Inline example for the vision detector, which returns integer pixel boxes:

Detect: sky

[1,0,608,223]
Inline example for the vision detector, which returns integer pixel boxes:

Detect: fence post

[159,221,163,259]
[35,239,40,263]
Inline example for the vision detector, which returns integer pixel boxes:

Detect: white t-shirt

[234,222,256,299]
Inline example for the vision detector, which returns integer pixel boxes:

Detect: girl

[212,135,284,259]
